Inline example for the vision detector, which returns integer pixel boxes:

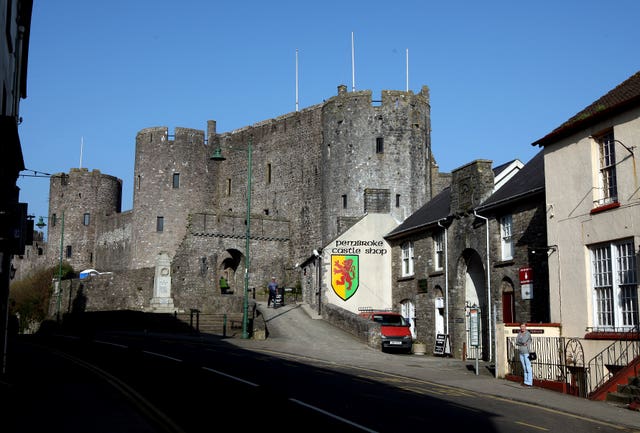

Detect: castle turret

[320,85,433,243]
[131,126,215,269]
[47,168,122,271]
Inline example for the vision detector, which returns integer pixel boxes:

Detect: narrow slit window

[342,194,347,209]
[156,216,164,232]
[83,213,90,226]
[173,173,180,189]
[376,137,384,154]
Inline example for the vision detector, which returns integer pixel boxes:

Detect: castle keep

[36,85,438,313]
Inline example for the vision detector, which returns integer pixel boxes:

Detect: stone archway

[458,249,489,361]
[219,249,245,294]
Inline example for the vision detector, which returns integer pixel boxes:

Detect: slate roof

[385,187,451,239]
[533,70,640,147]
[385,151,545,239]
[477,150,544,212]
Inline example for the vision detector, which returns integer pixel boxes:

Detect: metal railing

[507,336,568,386]
[507,329,640,398]
[585,326,640,396]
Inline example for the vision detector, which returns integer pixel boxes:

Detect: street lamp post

[211,136,252,339]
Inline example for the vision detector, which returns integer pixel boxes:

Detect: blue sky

[17,0,640,230]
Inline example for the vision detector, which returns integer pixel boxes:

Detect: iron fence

[507,328,640,398]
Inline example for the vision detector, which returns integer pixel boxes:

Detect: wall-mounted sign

[331,255,359,301]
[519,267,533,300]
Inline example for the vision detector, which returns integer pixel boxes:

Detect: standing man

[267,277,278,308]
[516,323,533,387]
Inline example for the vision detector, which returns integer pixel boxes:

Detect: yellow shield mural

[331,254,359,301]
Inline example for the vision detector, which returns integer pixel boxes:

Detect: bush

[9,262,74,332]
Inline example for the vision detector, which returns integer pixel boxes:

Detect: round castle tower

[320,85,433,243]
[47,168,122,272]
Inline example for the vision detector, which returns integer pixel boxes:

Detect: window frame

[595,131,618,206]
[401,241,414,277]
[434,230,445,271]
[591,239,638,330]
[172,173,180,189]
[156,216,164,232]
[500,214,514,260]
[83,213,90,226]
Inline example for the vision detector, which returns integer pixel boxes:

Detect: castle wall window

[137,175,141,190]
[156,216,164,232]
[173,173,180,189]
[52,213,57,227]
[402,241,414,277]
[396,194,400,208]
[226,179,231,197]
[376,137,384,154]
[83,213,90,226]
[65,245,72,258]
[342,194,347,209]
[267,163,272,184]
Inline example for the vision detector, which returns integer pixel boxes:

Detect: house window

[376,137,384,154]
[83,213,90,226]
[156,216,164,232]
[591,240,638,330]
[595,131,618,206]
[65,245,72,258]
[401,241,414,277]
[500,214,513,260]
[342,194,347,209]
[434,231,444,271]
[173,173,180,189]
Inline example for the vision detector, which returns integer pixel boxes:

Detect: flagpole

[406,48,409,92]
[79,136,84,168]
[295,48,299,112]
[351,31,355,92]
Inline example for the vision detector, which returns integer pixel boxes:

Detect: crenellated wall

[29,84,437,314]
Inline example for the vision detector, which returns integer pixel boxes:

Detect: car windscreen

[373,315,406,326]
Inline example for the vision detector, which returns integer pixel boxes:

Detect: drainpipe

[437,218,449,335]
[473,210,492,363]
[313,249,322,315]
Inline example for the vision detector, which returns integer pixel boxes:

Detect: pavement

[228,301,640,431]
[2,300,639,432]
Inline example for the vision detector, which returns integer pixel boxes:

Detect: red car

[359,310,413,353]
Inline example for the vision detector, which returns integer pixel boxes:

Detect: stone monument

[149,252,175,312]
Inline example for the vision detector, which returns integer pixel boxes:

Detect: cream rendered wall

[543,107,640,338]
[322,213,398,314]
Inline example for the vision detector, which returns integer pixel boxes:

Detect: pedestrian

[516,322,533,387]
[267,276,278,307]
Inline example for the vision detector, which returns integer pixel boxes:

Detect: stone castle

[17,84,445,314]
